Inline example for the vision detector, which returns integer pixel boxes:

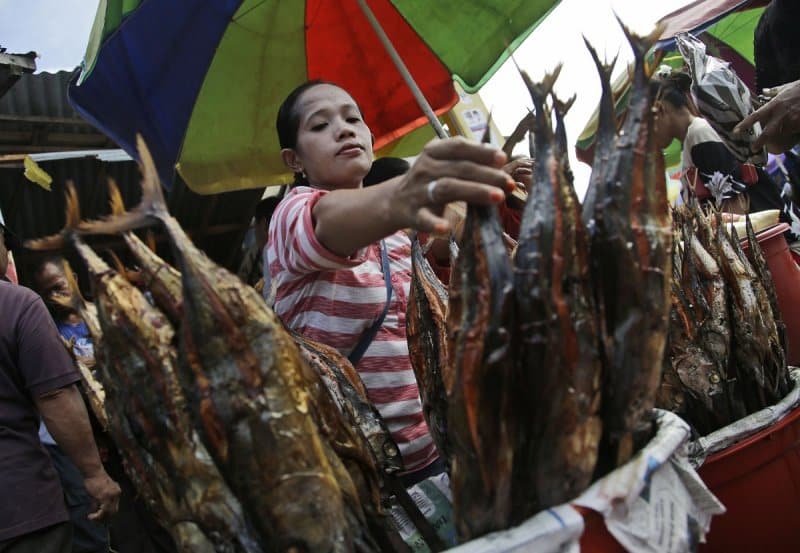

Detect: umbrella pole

[356,0,449,139]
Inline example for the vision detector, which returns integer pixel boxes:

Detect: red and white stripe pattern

[267,186,438,473]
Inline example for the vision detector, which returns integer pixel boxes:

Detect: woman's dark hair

[276,80,365,186]
[363,157,410,187]
[650,69,693,109]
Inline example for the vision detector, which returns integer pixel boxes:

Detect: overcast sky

[0,0,696,194]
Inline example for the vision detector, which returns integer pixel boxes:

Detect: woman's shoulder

[686,117,721,145]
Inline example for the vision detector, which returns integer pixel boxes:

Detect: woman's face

[285,84,373,190]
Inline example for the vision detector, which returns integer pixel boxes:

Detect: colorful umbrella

[575,0,769,168]
[68,0,560,194]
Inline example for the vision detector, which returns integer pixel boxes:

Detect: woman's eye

[346,117,361,124]
[310,122,327,131]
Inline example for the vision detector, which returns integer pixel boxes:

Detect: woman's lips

[337,144,364,157]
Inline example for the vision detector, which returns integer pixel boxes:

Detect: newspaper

[443,410,723,553]
[390,472,458,552]
[572,410,725,553]
[446,505,583,553]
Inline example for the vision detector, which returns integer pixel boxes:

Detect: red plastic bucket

[697,404,800,552]
[740,222,800,366]
[574,507,625,552]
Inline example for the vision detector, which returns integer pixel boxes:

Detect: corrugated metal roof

[1,70,76,117]
[0,70,266,287]
[0,70,115,153]
[0,154,264,285]
[0,51,37,98]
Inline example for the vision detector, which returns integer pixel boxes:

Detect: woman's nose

[336,120,356,139]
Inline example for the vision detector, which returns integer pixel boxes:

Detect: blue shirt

[39,320,93,446]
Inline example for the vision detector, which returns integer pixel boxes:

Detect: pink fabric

[267,186,437,473]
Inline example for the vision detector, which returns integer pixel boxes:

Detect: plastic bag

[676,32,765,165]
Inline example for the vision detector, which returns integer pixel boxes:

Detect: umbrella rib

[232,0,268,22]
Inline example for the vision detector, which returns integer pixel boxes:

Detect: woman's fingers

[425,158,514,192]
[398,137,516,233]
[423,136,508,168]
[415,207,450,235]
[426,177,505,206]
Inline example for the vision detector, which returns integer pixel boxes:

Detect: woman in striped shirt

[267,80,514,484]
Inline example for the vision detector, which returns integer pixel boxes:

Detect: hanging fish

[511,67,602,520]
[83,136,380,553]
[294,331,403,478]
[107,179,183,324]
[582,40,618,232]
[589,21,671,474]
[30,185,262,552]
[743,216,790,399]
[406,235,451,468]
[665,216,730,434]
[446,123,516,541]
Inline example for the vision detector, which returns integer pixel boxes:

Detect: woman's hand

[735,79,800,154]
[388,137,514,234]
[502,157,533,191]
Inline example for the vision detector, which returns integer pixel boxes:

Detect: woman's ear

[281,148,303,173]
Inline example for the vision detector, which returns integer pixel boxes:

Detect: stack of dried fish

[407,236,451,468]
[658,204,790,434]
[27,139,405,551]
[446,163,516,539]
[583,22,672,475]
[20,20,710,551]
[404,20,674,543]
[91,139,391,551]
[510,66,602,524]
[29,187,263,552]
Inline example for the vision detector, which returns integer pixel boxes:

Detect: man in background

[0,232,120,552]
[31,258,176,553]
[32,258,110,553]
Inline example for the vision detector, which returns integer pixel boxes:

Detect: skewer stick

[356,0,449,140]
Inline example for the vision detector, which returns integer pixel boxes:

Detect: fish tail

[551,92,577,147]
[136,134,169,217]
[24,182,84,251]
[520,64,561,112]
[552,93,576,115]
[520,67,561,148]
[65,181,82,229]
[82,135,166,236]
[615,15,663,65]
[145,230,158,253]
[107,178,126,216]
[51,258,86,315]
[584,37,618,88]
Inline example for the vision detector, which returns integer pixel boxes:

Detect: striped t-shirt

[267,186,438,473]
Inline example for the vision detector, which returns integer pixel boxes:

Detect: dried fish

[590,21,671,473]
[84,137,378,552]
[511,69,602,520]
[448,186,515,539]
[407,235,451,468]
[108,179,183,324]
